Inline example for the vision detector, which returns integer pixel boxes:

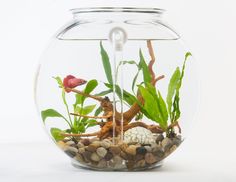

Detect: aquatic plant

[41,40,191,141]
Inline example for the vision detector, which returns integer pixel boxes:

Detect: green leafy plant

[41,77,99,141]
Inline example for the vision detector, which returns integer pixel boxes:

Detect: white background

[0,0,236,181]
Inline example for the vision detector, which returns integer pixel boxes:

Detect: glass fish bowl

[35,7,198,171]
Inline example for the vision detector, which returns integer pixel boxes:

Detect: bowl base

[71,158,164,171]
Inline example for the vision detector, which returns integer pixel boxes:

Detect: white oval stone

[124,127,155,145]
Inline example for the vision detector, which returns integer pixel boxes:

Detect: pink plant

[63,75,87,92]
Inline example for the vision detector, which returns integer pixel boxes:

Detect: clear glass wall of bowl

[35,7,198,171]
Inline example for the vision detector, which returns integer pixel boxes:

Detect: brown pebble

[91,153,100,162]
[135,154,144,161]
[126,161,135,170]
[78,147,85,154]
[119,143,128,152]
[145,153,158,164]
[82,151,92,161]
[74,153,84,163]
[104,152,113,161]
[97,159,107,168]
[125,145,137,156]
[109,145,121,156]
[135,159,146,168]
[86,142,100,152]
[81,139,90,146]
[120,151,128,160]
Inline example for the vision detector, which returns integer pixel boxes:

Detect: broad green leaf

[41,109,66,123]
[139,49,151,85]
[95,106,103,116]
[95,89,112,96]
[50,128,65,142]
[105,83,136,106]
[85,119,98,128]
[166,67,181,115]
[100,42,113,84]
[78,124,86,133]
[76,105,96,115]
[138,86,161,122]
[157,91,168,129]
[53,76,63,87]
[75,79,98,106]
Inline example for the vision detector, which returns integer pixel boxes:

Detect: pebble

[161,137,173,151]
[172,137,182,146]
[78,147,85,154]
[125,145,137,156]
[90,153,101,162]
[90,137,100,142]
[66,146,78,153]
[96,147,107,158]
[101,139,112,149]
[81,139,91,146]
[135,159,146,168]
[136,147,147,155]
[113,155,123,165]
[119,143,128,152]
[74,154,84,163]
[66,141,75,146]
[82,151,92,161]
[65,150,77,158]
[57,141,67,151]
[77,142,84,148]
[156,134,164,143]
[120,151,128,160]
[169,145,177,154]
[104,152,113,161]
[144,146,152,152]
[145,153,157,164]
[109,146,121,156]
[124,127,156,145]
[97,159,107,168]
[135,154,144,161]
[86,142,100,152]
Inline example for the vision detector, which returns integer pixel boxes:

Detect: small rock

[162,137,173,151]
[152,146,165,158]
[77,142,84,148]
[96,147,107,158]
[120,151,128,160]
[135,154,144,161]
[113,155,123,165]
[97,159,107,168]
[126,161,135,170]
[125,145,137,156]
[156,134,164,143]
[87,142,100,152]
[90,153,100,162]
[81,139,91,146]
[90,137,100,142]
[65,150,76,158]
[135,159,146,168]
[82,151,92,161]
[172,136,182,146]
[109,145,121,156]
[74,153,84,163]
[57,141,67,150]
[101,139,112,149]
[145,153,158,164]
[66,146,78,153]
[78,147,85,154]
[119,143,128,152]
[124,127,156,145]
[136,147,147,155]
[104,152,113,161]
[144,146,152,152]
[169,145,177,154]
[66,140,75,146]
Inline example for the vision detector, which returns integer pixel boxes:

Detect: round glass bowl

[35,7,198,171]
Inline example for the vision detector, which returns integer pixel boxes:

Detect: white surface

[0,0,236,181]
